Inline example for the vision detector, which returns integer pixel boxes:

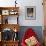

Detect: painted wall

[18,0,44,26]
[0,0,44,26]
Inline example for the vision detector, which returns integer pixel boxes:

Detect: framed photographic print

[2,10,9,15]
[25,6,36,20]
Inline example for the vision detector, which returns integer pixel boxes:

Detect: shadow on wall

[18,26,44,44]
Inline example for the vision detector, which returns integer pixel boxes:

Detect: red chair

[21,28,41,46]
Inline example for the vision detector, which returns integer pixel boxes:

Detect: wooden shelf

[0,7,19,46]
[0,40,19,46]
[0,24,20,32]
[0,7,19,10]
[0,7,19,24]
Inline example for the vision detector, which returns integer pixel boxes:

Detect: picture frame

[9,10,18,15]
[25,6,36,20]
[2,10,9,15]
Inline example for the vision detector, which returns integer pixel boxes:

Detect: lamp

[15,0,17,7]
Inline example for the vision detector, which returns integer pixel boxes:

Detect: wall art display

[25,6,36,20]
[2,10,9,15]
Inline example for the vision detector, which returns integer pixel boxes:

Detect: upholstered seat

[21,28,41,46]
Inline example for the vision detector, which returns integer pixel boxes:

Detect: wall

[0,0,44,26]
[0,0,44,45]
[18,0,44,26]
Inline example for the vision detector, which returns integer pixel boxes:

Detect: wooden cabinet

[0,40,19,46]
[2,41,19,46]
[0,7,19,24]
[0,7,19,46]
